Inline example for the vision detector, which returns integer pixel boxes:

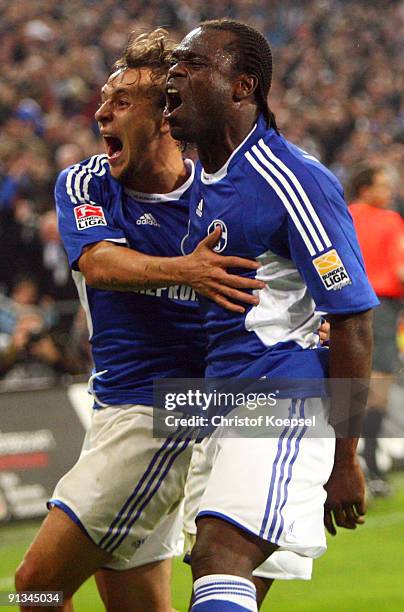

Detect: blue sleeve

[284,167,379,314]
[55,159,127,270]
[247,149,379,314]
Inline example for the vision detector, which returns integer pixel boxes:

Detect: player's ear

[233,74,258,102]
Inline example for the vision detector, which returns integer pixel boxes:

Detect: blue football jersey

[183,115,379,382]
[55,154,206,406]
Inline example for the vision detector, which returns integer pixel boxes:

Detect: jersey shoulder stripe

[245,139,332,257]
[65,154,109,206]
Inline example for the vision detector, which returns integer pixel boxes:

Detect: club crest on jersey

[313,249,351,291]
[74,204,107,230]
[208,219,228,253]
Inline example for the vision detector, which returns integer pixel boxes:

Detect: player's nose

[167,60,187,79]
[94,101,112,124]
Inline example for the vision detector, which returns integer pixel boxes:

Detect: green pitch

[1,473,403,611]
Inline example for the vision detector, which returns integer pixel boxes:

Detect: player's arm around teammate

[14,30,263,612]
[78,226,264,314]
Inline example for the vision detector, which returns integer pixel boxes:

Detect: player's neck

[125,148,188,194]
[197,110,257,174]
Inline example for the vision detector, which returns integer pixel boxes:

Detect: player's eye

[168,54,192,66]
[185,58,207,69]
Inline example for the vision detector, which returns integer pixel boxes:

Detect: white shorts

[185,398,335,568]
[105,503,185,570]
[50,405,192,569]
[185,438,312,580]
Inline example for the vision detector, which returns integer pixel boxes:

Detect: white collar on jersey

[124,159,195,202]
[200,122,258,185]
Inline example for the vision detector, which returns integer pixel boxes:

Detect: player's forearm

[79,241,187,290]
[327,309,373,459]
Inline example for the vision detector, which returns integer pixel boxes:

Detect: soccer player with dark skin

[165,19,372,602]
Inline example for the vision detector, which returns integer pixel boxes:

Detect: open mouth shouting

[103,135,124,164]
[164,85,183,120]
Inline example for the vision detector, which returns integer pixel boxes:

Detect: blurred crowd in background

[0,0,403,383]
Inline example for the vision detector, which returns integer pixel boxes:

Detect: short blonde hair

[113,28,173,87]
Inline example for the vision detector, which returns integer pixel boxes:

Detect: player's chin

[108,162,126,182]
[167,121,194,143]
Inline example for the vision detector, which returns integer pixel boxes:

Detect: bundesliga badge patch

[313,249,351,291]
[74,204,107,230]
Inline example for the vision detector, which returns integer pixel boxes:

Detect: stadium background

[0,0,403,609]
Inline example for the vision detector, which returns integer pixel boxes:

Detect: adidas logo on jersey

[196,199,204,217]
[136,213,160,227]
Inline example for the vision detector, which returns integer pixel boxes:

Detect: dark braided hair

[199,18,278,131]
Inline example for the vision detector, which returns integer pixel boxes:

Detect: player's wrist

[174,254,194,286]
[333,438,359,465]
